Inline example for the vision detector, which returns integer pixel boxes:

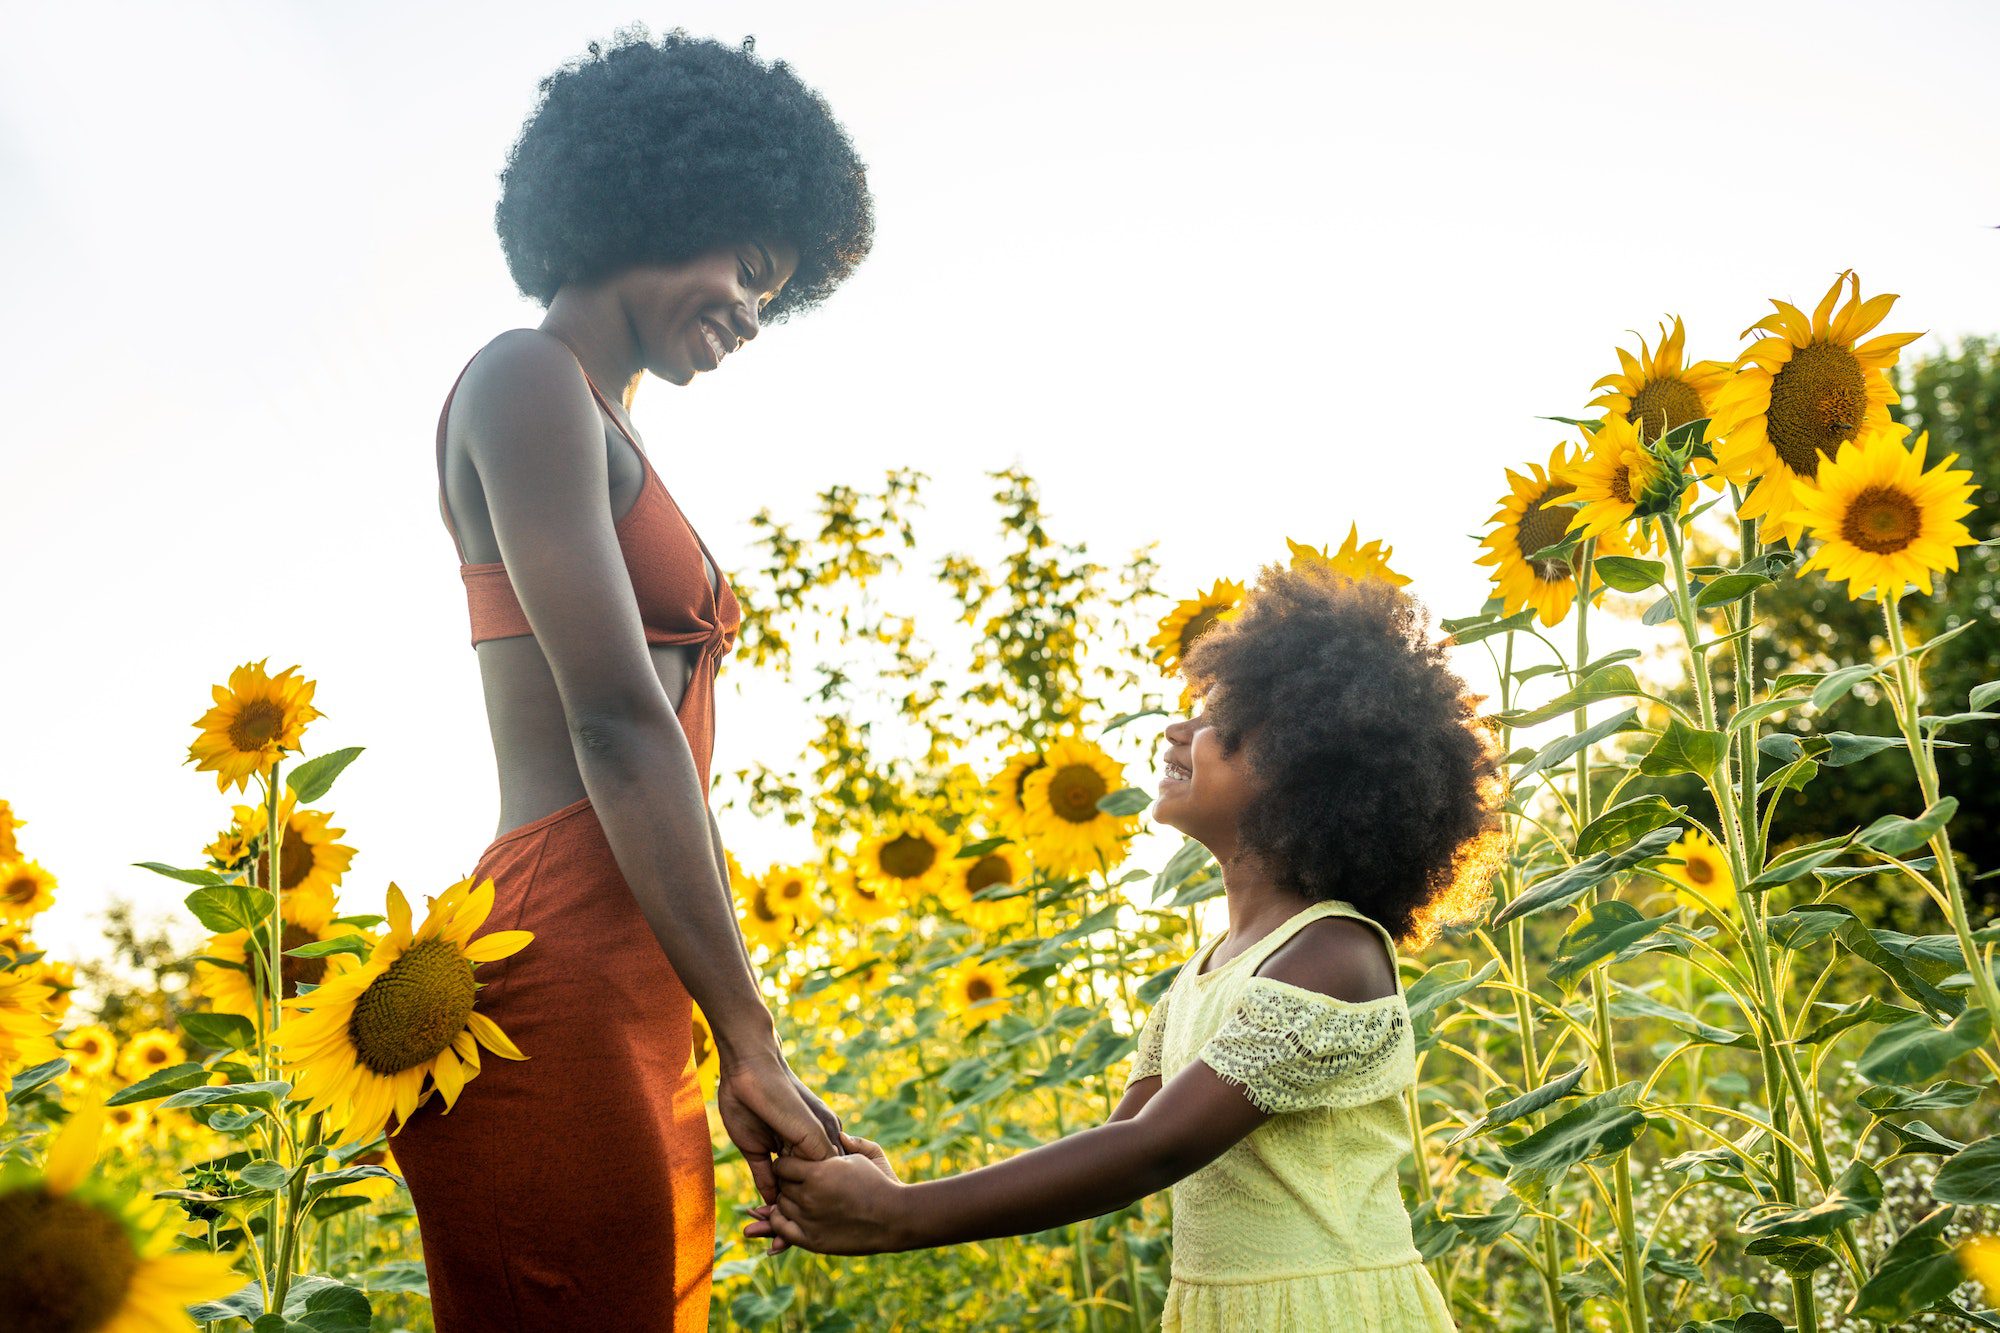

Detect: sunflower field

[5,271,2000,1333]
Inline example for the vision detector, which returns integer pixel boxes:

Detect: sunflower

[1961,1236,2000,1306]
[1476,443,1627,626]
[830,861,895,923]
[1019,737,1138,877]
[1708,271,1922,546]
[230,796,357,902]
[0,1104,242,1330]
[1148,579,1244,676]
[689,1008,720,1082]
[187,659,323,794]
[65,1023,119,1081]
[736,871,794,952]
[0,966,58,1071]
[989,752,1047,839]
[0,920,29,958]
[271,878,531,1148]
[0,800,20,861]
[26,959,76,1023]
[116,1029,185,1085]
[1589,315,1732,445]
[856,813,953,901]
[1286,526,1412,587]
[1661,829,1735,918]
[0,859,57,924]
[104,1101,155,1150]
[1790,427,1978,603]
[193,897,368,1022]
[1551,415,1684,553]
[763,864,826,930]
[946,844,1032,934]
[940,961,1014,1025]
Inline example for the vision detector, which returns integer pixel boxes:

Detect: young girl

[747,564,1500,1331]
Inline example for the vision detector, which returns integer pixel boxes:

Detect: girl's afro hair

[1182,564,1503,947]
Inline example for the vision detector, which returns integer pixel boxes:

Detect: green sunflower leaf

[1738,1159,1882,1239]
[135,861,232,887]
[1844,1206,1964,1324]
[287,746,365,805]
[1694,572,1773,608]
[1857,1009,1991,1085]
[1497,666,1643,729]
[1857,799,1958,857]
[184,884,276,935]
[1638,720,1725,778]
[1492,824,1681,927]
[1575,797,1685,858]
[1931,1135,2000,1205]
[1449,1065,1588,1144]
[1095,787,1151,816]
[180,1012,258,1053]
[105,1061,212,1105]
[1548,902,1675,992]
[1592,555,1665,593]
[1513,707,1643,786]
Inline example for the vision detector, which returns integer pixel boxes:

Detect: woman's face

[1154,709,1261,855]
[623,238,801,385]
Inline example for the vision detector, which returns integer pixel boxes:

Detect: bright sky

[5,0,1998,970]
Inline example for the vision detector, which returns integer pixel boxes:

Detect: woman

[395,29,874,1331]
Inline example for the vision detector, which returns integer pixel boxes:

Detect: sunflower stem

[1570,544,1649,1333]
[1881,597,2000,1050]
[1499,630,1570,1332]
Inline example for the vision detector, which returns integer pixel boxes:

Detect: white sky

[5,0,1998,967]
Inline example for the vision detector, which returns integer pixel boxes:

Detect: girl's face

[620,237,801,386]
[1154,709,1261,855]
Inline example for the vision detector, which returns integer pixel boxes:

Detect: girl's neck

[1216,856,1314,946]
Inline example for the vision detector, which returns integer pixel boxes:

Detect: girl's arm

[757,1061,1270,1254]
[747,915,1398,1255]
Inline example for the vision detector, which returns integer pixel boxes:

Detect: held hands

[744,1133,908,1256]
[716,1051,843,1207]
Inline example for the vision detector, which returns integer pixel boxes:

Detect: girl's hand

[744,1152,912,1255]
[840,1132,900,1182]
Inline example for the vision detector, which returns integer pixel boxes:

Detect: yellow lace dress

[1128,900,1455,1332]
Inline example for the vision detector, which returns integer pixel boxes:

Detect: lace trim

[1127,987,1172,1088]
[1197,978,1412,1114]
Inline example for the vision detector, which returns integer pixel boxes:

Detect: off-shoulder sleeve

[1125,987,1173,1091]
[1196,976,1414,1114]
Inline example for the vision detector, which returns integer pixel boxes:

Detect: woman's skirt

[392,795,716,1332]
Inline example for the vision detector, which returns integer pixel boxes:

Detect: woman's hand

[744,1150,912,1255]
[716,1052,839,1206]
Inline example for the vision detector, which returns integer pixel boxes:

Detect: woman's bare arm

[454,328,832,1196]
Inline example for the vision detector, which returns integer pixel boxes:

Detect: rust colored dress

[395,341,742,1332]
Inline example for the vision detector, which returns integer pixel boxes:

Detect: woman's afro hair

[1182,565,1503,947]
[496,26,875,319]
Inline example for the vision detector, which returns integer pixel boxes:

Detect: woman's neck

[540,290,647,415]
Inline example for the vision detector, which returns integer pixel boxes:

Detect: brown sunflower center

[1178,606,1225,658]
[1610,466,1635,506]
[1685,857,1716,886]
[0,1187,139,1333]
[964,976,995,1004]
[965,855,1015,895]
[1515,488,1578,584]
[1765,342,1870,478]
[279,922,328,998]
[140,1043,170,1068]
[1839,486,1921,554]
[1628,376,1705,444]
[878,834,938,880]
[347,938,476,1076]
[1046,764,1110,824]
[775,877,807,903]
[4,876,34,905]
[749,885,785,924]
[226,699,285,754]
